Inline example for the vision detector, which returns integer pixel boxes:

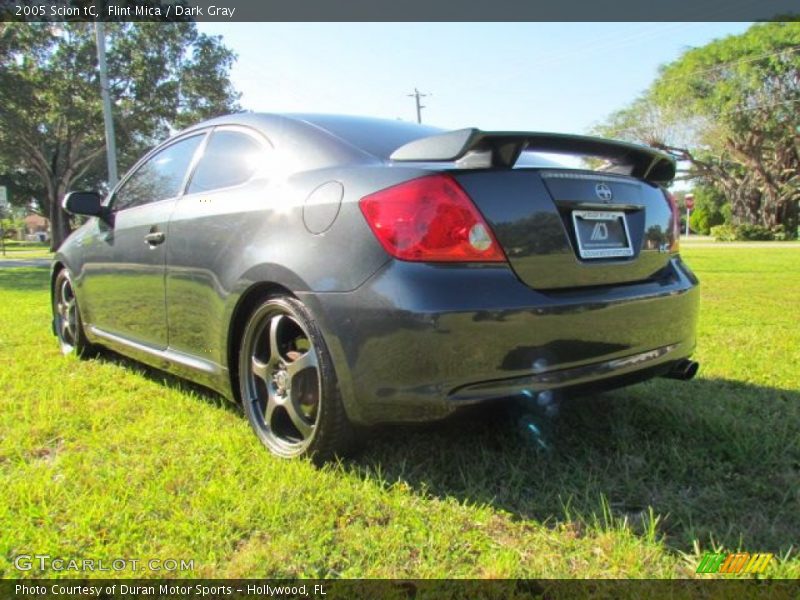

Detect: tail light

[359,174,506,262]
[666,191,681,252]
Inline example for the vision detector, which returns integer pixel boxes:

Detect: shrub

[735,224,774,241]
[771,224,797,241]
[712,223,785,242]
[689,206,725,235]
[710,224,737,241]
[688,185,728,234]
[689,207,709,235]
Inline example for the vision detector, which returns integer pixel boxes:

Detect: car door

[85,133,206,349]
[165,126,274,365]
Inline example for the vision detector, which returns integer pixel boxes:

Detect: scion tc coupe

[54,114,699,461]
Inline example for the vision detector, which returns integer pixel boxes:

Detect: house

[23,214,50,242]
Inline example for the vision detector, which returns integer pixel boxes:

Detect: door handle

[144,231,166,246]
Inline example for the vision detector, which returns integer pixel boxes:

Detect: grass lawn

[0,247,798,579]
[0,240,54,260]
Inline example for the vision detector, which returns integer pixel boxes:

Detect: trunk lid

[453,169,678,290]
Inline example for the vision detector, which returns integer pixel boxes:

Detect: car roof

[178,113,573,170]
[287,114,443,159]
[181,113,443,161]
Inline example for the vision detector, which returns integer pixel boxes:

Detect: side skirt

[87,326,234,401]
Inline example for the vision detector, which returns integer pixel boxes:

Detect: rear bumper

[299,256,699,425]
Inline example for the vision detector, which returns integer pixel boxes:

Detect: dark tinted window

[293,114,443,159]
[188,130,266,194]
[114,135,203,212]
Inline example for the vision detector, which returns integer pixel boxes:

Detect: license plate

[571,210,633,259]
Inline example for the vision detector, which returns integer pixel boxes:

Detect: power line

[458,32,799,103]
[452,22,697,97]
[596,43,800,140]
[671,96,800,123]
[659,45,800,84]
[725,96,800,115]
[610,96,800,139]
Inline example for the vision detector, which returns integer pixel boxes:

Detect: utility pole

[0,186,7,256]
[684,193,694,238]
[407,88,429,124]
[95,22,118,188]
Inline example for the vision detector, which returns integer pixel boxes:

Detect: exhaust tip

[664,359,699,381]
[685,360,699,380]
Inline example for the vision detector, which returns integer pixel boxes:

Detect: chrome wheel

[54,271,81,354]
[242,304,322,455]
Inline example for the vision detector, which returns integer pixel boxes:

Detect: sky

[196,22,752,135]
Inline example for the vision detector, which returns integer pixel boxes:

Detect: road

[0,258,51,268]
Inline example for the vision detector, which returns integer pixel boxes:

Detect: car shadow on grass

[94,346,238,414]
[346,377,800,556]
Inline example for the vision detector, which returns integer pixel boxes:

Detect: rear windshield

[516,151,576,169]
[294,114,443,159]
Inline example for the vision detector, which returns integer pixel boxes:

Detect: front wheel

[52,268,96,358]
[238,295,354,462]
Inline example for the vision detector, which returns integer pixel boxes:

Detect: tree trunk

[48,187,72,251]
[780,197,800,238]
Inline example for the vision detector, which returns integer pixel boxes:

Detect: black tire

[238,295,354,462]
[52,268,97,358]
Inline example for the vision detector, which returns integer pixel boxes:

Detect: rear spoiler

[389,129,676,184]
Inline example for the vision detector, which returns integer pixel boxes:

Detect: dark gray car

[53,113,699,461]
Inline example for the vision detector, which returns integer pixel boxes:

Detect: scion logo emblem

[590,222,609,241]
[595,183,613,202]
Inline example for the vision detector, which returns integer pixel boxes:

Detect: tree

[0,156,45,213]
[688,185,727,235]
[595,22,800,236]
[0,22,240,249]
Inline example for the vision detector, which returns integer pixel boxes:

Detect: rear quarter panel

[166,164,436,371]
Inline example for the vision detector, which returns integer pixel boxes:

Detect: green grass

[0,240,53,260]
[0,247,798,579]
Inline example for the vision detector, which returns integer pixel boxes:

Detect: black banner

[3,580,800,600]
[1,0,799,22]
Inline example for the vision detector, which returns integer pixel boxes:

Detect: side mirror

[63,191,104,218]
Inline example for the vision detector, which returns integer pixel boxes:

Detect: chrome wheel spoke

[262,393,278,429]
[251,355,270,384]
[268,314,285,364]
[67,300,77,331]
[286,350,317,381]
[60,316,71,339]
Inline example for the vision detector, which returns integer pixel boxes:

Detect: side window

[187,130,267,194]
[113,134,204,212]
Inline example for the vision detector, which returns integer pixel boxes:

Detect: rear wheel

[52,269,96,358]
[238,295,353,462]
